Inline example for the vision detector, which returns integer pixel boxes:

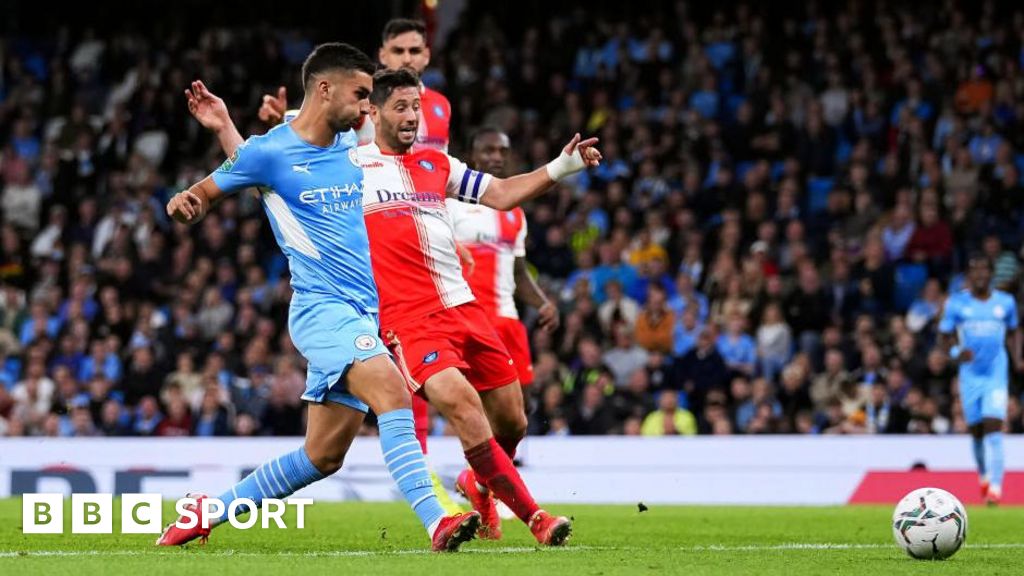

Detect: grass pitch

[0,499,1021,575]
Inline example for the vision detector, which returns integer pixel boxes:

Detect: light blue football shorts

[288,292,389,413]
[959,360,1009,425]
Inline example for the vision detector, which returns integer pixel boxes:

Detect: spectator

[641,390,696,436]
[612,368,656,423]
[906,279,944,333]
[590,242,639,304]
[865,381,911,434]
[568,382,618,435]
[906,202,953,274]
[982,234,1020,291]
[602,325,648,389]
[529,384,566,436]
[755,303,792,381]
[1,157,42,233]
[634,283,674,354]
[881,204,916,262]
[672,306,703,359]
[675,327,729,416]
[784,263,829,355]
[163,351,202,407]
[810,349,849,410]
[156,392,193,437]
[777,364,813,431]
[597,280,639,333]
[132,396,163,436]
[97,399,130,435]
[716,314,756,377]
[193,387,231,437]
[852,238,895,317]
[121,346,164,407]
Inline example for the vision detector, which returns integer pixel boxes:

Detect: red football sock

[465,438,539,523]
[412,394,430,453]
[494,434,520,460]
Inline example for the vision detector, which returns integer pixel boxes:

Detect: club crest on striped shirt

[418,160,435,172]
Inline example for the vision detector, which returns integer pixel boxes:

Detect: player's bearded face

[380,32,430,75]
[379,87,421,152]
[326,71,372,133]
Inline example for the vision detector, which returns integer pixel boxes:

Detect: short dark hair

[470,126,507,149]
[968,252,994,270]
[369,68,420,106]
[301,43,376,88]
[382,18,427,43]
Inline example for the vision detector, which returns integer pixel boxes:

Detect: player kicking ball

[257,20,464,515]
[190,68,600,546]
[939,254,1022,505]
[157,43,479,552]
[359,69,600,545]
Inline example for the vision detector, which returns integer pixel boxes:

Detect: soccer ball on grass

[891,487,967,560]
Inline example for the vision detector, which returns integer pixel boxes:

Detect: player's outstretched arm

[478,133,602,211]
[185,80,245,157]
[166,176,224,224]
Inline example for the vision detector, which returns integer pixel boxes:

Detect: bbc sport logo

[22,494,312,534]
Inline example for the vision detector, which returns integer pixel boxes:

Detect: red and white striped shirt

[359,142,492,330]
[448,202,526,319]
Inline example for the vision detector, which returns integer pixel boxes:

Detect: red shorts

[386,301,519,393]
[492,316,534,386]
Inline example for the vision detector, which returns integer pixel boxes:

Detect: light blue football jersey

[938,289,1018,378]
[211,124,377,312]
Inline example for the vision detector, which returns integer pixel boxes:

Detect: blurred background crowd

[2,0,1024,438]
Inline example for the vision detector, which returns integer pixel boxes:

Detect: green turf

[0,499,1021,575]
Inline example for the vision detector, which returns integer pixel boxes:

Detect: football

[891,488,968,560]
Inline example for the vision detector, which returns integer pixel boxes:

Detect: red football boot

[156,493,213,546]
[529,510,572,546]
[986,485,1002,507]
[455,468,501,539]
[431,511,481,552]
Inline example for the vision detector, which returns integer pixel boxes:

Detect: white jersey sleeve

[513,215,527,258]
[445,154,493,204]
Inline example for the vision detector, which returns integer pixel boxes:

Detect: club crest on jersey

[433,104,445,118]
[348,148,359,167]
[994,305,1005,318]
[423,351,439,364]
[354,334,377,351]
[418,159,435,172]
[505,212,516,223]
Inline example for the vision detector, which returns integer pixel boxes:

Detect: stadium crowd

[2,1,1024,438]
